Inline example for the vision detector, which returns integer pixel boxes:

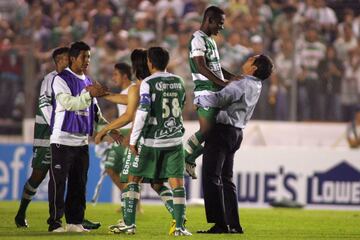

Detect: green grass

[1,201,360,239]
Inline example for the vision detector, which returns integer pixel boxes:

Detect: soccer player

[116,47,190,236]
[184,6,239,179]
[48,41,107,232]
[98,63,134,192]
[95,49,179,235]
[14,47,69,228]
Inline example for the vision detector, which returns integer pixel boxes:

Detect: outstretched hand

[86,83,109,97]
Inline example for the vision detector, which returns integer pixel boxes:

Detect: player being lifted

[14,47,100,230]
[184,6,240,179]
[95,49,179,235]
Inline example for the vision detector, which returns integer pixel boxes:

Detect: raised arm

[195,81,243,109]
[103,93,128,105]
[95,85,139,144]
[53,76,92,111]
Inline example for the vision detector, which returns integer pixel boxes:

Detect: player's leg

[163,146,191,236]
[184,107,217,179]
[15,147,50,227]
[151,182,175,219]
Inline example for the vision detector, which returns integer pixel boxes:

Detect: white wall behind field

[3,119,350,148]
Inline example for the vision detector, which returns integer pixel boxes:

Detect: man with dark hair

[184,5,239,179]
[47,41,108,232]
[114,47,191,236]
[196,55,274,234]
[14,47,69,228]
[95,62,134,194]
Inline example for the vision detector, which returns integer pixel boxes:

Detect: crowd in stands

[1,0,360,133]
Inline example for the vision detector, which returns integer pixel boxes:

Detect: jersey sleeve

[195,80,244,108]
[38,73,54,125]
[138,80,151,112]
[53,75,92,111]
[190,35,206,57]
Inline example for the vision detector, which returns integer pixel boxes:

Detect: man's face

[112,69,125,87]
[242,56,257,75]
[72,50,90,72]
[57,53,69,71]
[209,14,225,36]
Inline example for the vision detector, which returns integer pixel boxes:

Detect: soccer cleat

[110,224,136,235]
[108,219,126,232]
[174,227,192,236]
[185,163,197,179]
[82,219,101,229]
[15,215,28,228]
[51,226,66,233]
[168,219,176,235]
[66,224,90,232]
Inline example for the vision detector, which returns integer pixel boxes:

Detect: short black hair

[131,49,150,80]
[52,47,69,63]
[203,6,225,22]
[147,47,169,71]
[252,55,274,80]
[69,41,90,59]
[114,62,132,80]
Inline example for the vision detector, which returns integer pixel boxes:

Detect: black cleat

[15,215,28,228]
[82,219,101,230]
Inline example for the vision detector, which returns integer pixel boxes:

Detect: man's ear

[251,65,257,74]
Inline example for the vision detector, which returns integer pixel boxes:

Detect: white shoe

[185,163,197,179]
[51,226,66,233]
[108,219,126,231]
[111,224,136,234]
[66,224,90,232]
[174,227,192,236]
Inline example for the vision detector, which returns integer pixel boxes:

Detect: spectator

[317,45,344,121]
[347,108,360,148]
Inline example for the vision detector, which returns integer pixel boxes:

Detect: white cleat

[108,219,126,232]
[174,227,192,236]
[110,224,136,235]
[51,226,66,233]
[66,224,90,232]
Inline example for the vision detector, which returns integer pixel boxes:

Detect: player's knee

[29,169,48,187]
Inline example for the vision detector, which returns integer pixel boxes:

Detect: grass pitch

[1,201,360,239]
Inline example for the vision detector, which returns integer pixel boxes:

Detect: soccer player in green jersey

[95,49,181,235]
[14,47,69,228]
[185,6,240,179]
[115,47,191,236]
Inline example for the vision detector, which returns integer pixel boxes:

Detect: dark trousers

[48,144,89,227]
[202,123,243,230]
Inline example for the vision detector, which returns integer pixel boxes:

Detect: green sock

[17,181,38,217]
[121,189,128,220]
[173,187,186,228]
[184,131,204,165]
[158,185,175,219]
[124,183,140,226]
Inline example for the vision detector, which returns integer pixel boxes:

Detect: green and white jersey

[34,70,57,147]
[130,72,186,148]
[189,30,224,96]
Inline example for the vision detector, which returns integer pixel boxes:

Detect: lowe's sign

[188,147,360,209]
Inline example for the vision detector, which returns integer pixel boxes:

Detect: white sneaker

[108,219,126,232]
[111,224,136,235]
[51,226,66,233]
[174,227,192,236]
[185,163,197,179]
[66,224,90,232]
